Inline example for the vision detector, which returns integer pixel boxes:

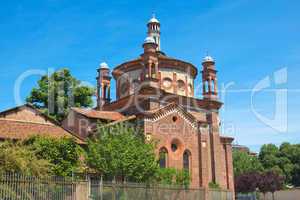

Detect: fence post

[100,175,103,200]
[87,174,91,200]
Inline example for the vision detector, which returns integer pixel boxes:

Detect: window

[188,84,193,95]
[120,82,129,95]
[177,80,185,91]
[171,143,178,152]
[211,80,215,93]
[132,79,140,91]
[171,138,181,153]
[159,148,168,168]
[183,150,191,171]
[172,116,178,122]
[162,77,173,90]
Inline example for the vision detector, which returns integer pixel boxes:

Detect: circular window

[172,116,178,122]
[162,77,173,89]
[177,80,185,91]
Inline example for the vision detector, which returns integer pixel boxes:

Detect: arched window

[183,150,191,172]
[205,80,209,93]
[211,80,215,93]
[159,147,168,168]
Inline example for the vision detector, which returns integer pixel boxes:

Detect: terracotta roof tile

[0,119,84,144]
[71,108,125,121]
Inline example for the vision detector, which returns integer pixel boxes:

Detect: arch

[159,147,168,168]
[183,150,191,172]
[211,79,215,93]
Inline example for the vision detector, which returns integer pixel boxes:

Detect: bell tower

[202,55,218,100]
[141,36,159,81]
[147,14,161,51]
[96,62,111,110]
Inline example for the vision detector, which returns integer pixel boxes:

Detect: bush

[0,141,51,177]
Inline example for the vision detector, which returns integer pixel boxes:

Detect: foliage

[234,142,300,187]
[233,150,263,176]
[155,168,190,187]
[0,141,51,177]
[85,122,159,183]
[208,181,221,189]
[257,171,284,195]
[26,68,94,121]
[235,172,260,193]
[24,136,83,177]
[258,143,300,186]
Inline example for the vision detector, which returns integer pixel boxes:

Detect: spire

[147,14,160,51]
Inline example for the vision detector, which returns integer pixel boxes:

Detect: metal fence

[208,189,233,200]
[90,180,206,200]
[0,174,233,200]
[0,173,76,200]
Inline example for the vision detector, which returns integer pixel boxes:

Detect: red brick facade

[66,15,235,195]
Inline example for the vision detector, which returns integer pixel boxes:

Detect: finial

[152,12,156,18]
[206,50,209,57]
[148,13,159,23]
[202,51,214,63]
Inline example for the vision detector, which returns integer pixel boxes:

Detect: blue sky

[0,0,299,152]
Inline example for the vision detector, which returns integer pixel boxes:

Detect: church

[0,14,234,193]
[62,15,235,192]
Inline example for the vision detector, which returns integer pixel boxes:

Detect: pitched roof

[0,104,84,144]
[71,107,125,121]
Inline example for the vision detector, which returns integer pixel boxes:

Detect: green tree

[24,136,83,177]
[26,68,94,121]
[0,141,51,177]
[279,142,300,186]
[259,144,280,169]
[233,150,264,176]
[85,122,159,183]
[155,168,190,187]
[259,143,300,185]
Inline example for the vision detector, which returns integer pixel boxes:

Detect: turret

[202,55,218,100]
[141,37,159,80]
[147,14,161,51]
[96,62,111,110]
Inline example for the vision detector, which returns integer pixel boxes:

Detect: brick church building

[63,15,234,192]
[0,14,234,194]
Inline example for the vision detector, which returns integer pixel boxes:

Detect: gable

[144,104,199,129]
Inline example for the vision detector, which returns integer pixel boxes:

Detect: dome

[99,62,109,69]
[203,55,214,62]
[148,14,160,24]
[149,17,159,23]
[144,36,155,44]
